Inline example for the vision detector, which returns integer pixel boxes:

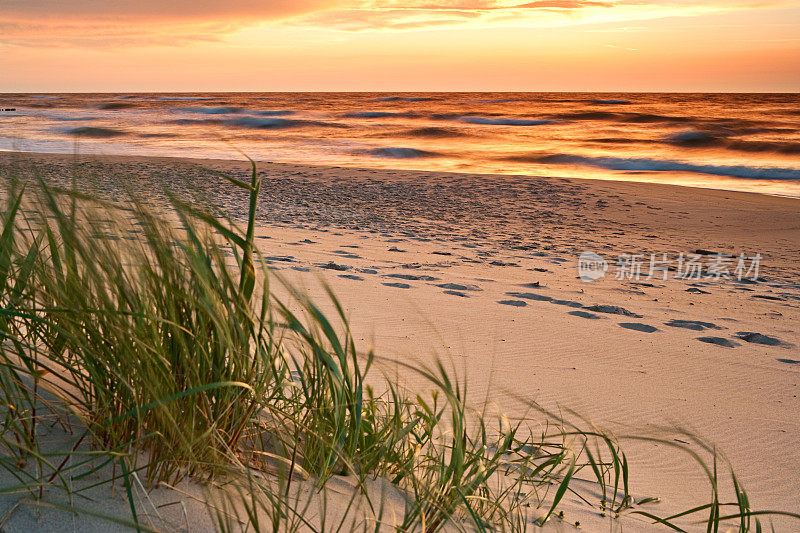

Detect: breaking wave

[520,154,800,180]
[227,117,346,130]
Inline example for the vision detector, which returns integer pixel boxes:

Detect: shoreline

[3,150,799,279]
[2,147,799,200]
[4,147,800,198]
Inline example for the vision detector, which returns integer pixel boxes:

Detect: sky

[1,0,799,92]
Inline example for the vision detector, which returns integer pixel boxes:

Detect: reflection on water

[1,92,799,197]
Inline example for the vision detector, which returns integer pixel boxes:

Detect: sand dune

[1,151,798,531]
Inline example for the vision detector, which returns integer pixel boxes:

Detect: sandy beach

[1,150,797,530]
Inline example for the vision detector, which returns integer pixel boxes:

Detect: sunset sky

[1,0,799,92]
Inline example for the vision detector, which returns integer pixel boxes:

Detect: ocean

[1,92,799,197]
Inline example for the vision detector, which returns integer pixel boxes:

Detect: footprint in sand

[266,255,296,263]
[697,337,740,348]
[332,250,362,259]
[498,300,527,307]
[665,319,722,331]
[386,273,439,281]
[506,292,551,302]
[686,287,711,294]
[320,261,350,271]
[568,310,601,319]
[438,283,482,292]
[383,282,411,289]
[339,274,364,281]
[583,305,643,318]
[619,322,659,333]
[735,332,788,347]
[550,299,584,308]
[290,266,311,272]
[752,294,785,302]
[777,358,799,365]
[358,268,378,274]
[443,290,469,298]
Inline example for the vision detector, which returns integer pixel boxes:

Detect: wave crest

[511,153,800,180]
[367,147,440,159]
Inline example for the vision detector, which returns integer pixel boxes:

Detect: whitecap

[226,116,346,129]
[534,154,800,180]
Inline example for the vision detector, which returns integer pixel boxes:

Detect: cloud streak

[0,0,773,47]
[0,0,331,47]
[0,0,329,21]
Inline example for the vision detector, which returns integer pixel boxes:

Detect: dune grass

[0,159,798,531]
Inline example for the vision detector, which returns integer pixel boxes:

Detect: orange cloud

[0,0,779,47]
[0,0,331,47]
[0,0,329,21]
[296,0,619,30]
[514,1,613,7]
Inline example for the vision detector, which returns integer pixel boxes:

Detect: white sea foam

[537,154,800,180]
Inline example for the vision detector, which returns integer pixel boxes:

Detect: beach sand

[1,151,798,531]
